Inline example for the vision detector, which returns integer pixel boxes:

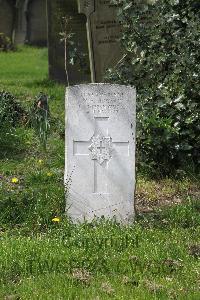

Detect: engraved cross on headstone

[73,116,129,193]
[98,141,105,154]
[66,84,136,223]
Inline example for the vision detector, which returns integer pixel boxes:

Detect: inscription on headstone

[65,84,136,223]
[78,0,123,82]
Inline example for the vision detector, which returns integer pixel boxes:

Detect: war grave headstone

[77,0,123,82]
[47,0,90,83]
[65,84,136,223]
[0,0,15,39]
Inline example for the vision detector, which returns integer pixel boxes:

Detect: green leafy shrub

[0,33,14,52]
[108,0,200,175]
[0,91,25,127]
[0,91,27,156]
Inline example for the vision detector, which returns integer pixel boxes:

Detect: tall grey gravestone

[65,84,136,223]
[77,0,123,82]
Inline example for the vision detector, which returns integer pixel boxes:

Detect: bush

[0,91,26,156]
[0,91,25,127]
[0,33,14,52]
[108,0,200,175]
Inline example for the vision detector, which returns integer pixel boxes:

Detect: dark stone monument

[0,0,15,40]
[15,0,27,44]
[78,0,123,82]
[47,0,90,84]
[0,0,47,46]
[47,0,123,83]
[13,0,47,46]
[26,0,47,46]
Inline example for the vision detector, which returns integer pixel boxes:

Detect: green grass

[0,46,200,299]
[0,213,200,299]
[0,46,65,117]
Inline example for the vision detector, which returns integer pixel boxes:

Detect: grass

[0,213,200,299]
[0,46,200,299]
[0,46,65,117]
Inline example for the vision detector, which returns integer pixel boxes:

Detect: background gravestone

[15,0,27,44]
[0,0,15,39]
[65,84,136,223]
[0,0,47,45]
[26,0,47,46]
[47,0,90,84]
[78,0,123,82]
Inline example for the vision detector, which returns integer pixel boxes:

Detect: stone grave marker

[47,0,90,83]
[0,0,15,40]
[77,0,123,82]
[65,84,136,223]
[15,0,27,44]
[26,0,47,46]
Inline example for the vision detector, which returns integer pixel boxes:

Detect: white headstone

[65,84,136,223]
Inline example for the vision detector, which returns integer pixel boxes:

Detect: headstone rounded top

[77,0,95,17]
[67,83,136,90]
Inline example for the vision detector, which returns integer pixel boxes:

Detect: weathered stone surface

[65,84,136,223]
[0,0,15,39]
[0,0,47,45]
[26,0,47,46]
[78,0,123,82]
[47,0,90,84]
[15,0,27,44]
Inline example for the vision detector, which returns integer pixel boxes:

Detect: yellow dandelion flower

[38,159,43,164]
[47,172,53,177]
[52,217,61,223]
[11,177,19,184]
